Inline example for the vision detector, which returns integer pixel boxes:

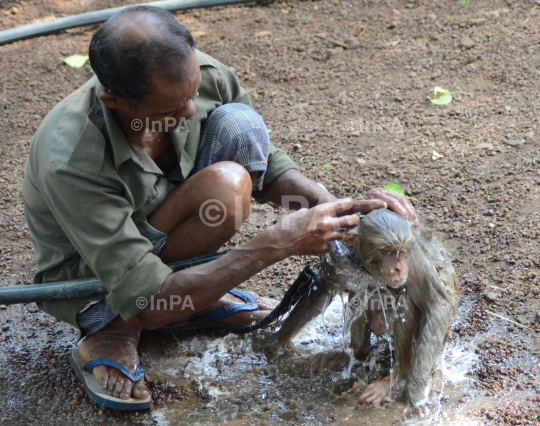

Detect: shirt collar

[94,81,162,175]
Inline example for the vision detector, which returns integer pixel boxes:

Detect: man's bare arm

[261,169,336,208]
[261,170,418,226]
[137,198,361,329]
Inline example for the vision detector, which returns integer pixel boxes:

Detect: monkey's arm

[402,246,454,407]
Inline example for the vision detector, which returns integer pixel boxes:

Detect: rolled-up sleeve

[41,162,172,321]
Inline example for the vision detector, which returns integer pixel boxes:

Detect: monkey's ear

[343,228,360,246]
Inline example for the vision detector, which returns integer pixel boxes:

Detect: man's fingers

[318,198,354,217]
[335,214,360,230]
[367,190,410,218]
[315,215,359,234]
[366,189,417,221]
[352,199,387,214]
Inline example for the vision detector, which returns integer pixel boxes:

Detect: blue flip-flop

[70,349,153,411]
[155,289,259,333]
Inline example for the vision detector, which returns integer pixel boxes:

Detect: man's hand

[267,198,368,257]
[357,188,418,227]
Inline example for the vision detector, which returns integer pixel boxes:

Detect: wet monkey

[309,209,459,415]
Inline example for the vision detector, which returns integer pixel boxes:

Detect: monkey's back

[415,225,460,311]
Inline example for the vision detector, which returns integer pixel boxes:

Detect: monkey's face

[370,250,409,288]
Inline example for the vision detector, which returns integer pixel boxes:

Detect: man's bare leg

[80,162,270,399]
[147,161,253,262]
[148,161,272,323]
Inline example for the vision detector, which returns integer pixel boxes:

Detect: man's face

[114,50,202,133]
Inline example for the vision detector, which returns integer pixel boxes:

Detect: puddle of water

[141,298,534,426]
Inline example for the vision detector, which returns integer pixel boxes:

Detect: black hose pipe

[0,0,261,46]
[0,251,228,305]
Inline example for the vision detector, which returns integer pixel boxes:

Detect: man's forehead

[153,53,200,91]
[145,60,201,108]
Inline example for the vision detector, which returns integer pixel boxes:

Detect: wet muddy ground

[1,0,540,424]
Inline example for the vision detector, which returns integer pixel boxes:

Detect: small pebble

[485,292,499,303]
[460,35,475,49]
[507,138,525,147]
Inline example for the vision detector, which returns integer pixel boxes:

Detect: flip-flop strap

[196,289,258,322]
[84,358,145,382]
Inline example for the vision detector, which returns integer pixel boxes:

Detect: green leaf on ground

[384,182,418,201]
[384,183,406,197]
[63,55,89,68]
[322,163,332,169]
[428,86,453,105]
[289,128,299,134]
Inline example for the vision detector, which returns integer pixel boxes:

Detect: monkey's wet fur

[267,209,459,413]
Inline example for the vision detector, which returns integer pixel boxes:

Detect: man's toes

[251,310,270,321]
[113,377,125,398]
[132,380,150,399]
[253,294,275,311]
[92,365,109,390]
[107,369,119,394]
[120,379,133,400]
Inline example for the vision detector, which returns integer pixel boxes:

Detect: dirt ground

[1,0,540,424]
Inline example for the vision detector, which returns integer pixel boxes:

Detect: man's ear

[99,90,126,110]
[343,228,360,246]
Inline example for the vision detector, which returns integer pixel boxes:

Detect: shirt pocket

[117,165,170,223]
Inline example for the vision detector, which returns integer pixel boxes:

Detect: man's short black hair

[89,5,195,109]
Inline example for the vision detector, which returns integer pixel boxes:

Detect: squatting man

[22,6,417,407]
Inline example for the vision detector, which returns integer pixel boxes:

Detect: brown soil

[0,0,539,425]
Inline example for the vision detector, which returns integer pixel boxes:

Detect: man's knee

[209,103,265,127]
[199,162,251,226]
[196,104,270,176]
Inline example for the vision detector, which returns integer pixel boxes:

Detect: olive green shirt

[22,49,297,332]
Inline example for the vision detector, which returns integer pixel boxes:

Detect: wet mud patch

[138,294,539,426]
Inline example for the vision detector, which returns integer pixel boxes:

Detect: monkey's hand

[400,382,433,418]
[400,403,431,419]
[356,375,392,409]
[308,350,350,377]
[359,188,419,228]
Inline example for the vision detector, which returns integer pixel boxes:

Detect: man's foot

[182,290,275,325]
[78,316,149,401]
